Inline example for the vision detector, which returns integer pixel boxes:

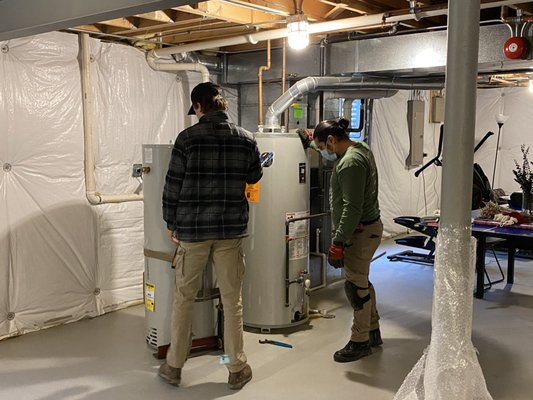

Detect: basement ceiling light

[287,14,309,50]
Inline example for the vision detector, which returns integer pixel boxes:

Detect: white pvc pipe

[146,54,210,82]
[80,33,143,205]
[150,0,523,57]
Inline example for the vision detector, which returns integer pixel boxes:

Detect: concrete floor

[1,239,533,400]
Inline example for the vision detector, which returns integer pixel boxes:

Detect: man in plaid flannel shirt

[159,82,262,390]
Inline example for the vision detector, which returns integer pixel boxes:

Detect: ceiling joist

[69,0,533,53]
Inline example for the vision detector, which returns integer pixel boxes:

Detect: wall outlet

[132,163,143,178]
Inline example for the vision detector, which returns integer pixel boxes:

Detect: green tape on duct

[291,103,303,119]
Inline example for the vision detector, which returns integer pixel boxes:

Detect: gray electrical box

[405,100,425,168]
[430,96,445,123]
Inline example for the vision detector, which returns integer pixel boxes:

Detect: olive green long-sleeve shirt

[329,142,380,243]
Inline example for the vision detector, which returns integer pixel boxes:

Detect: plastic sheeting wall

[373,92,442,237]
[372,88,531,237]
[474,87,531,195]
[0,31,201,339]
[2,31,531,340]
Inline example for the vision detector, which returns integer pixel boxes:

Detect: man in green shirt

[299,119,383,362]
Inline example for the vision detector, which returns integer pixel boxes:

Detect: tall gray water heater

[243,132,310,330]
[142,144,217,358]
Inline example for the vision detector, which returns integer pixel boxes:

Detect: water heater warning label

[145,282,155,312]
[286,211,309,260]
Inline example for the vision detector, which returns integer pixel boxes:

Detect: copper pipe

[258,40,271,126]
[281,38,287,127]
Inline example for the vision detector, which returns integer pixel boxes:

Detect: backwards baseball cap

[187,82,222,115]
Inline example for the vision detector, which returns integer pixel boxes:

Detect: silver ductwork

[263,76,445,129]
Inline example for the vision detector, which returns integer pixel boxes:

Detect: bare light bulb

[287,14,309,50]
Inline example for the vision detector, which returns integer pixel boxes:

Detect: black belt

[360,216,380,226]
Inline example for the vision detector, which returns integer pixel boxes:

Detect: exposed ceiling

[65,0,533,54]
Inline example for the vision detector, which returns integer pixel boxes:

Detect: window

[347,99,364,140]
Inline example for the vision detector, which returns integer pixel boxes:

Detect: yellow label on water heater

[245,182,260,203]
[145,282,155,312]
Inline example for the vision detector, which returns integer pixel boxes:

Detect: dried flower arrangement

[513,144,533,194]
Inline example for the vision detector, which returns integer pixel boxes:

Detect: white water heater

[142,144,218,358]
[243,132,310,330]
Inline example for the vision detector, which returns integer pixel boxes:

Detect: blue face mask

[320,148,338,162]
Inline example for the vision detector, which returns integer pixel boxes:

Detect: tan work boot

[158,362,181,387]
[228,363,252,390]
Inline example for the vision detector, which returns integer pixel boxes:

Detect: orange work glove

[328,242,345,269]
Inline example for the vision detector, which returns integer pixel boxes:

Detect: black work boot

[369,328,383,347]
[333,340,372,363]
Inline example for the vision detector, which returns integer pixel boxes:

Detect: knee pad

[344,280,371,311]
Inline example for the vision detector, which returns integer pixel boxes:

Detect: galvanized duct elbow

[263,75,445,129]
[264,76,353,129]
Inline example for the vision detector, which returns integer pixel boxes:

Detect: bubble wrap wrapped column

[393,228,492,400]
[394,0,492,397]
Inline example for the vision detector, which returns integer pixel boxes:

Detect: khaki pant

[166,239,247,373]
[343,220,383,342]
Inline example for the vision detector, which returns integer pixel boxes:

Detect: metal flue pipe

[263,76,445,129]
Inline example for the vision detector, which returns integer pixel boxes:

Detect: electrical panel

[405,99,425,168]
[430,96,445,123]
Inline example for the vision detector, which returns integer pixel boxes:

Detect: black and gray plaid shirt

[163,111,262,241]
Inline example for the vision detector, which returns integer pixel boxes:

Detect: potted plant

[512,144,533,214]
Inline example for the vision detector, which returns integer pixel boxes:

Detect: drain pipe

[80,33,143,205]
[263,76,445,129]
[146,52,209,82]
[149,0,523,57]
[80,33,211,205]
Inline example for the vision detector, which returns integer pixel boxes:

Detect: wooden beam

[134,10,174,23]
[97,17,137,29]
[511,2,533,14]
[162,25,257,44]
[198,0,351,22]
[73,24,103,33]
[112,14,205,35]
[362,0,412,10]
[195,1,281,25]
[322,2,367,18]
[156,21,240,39]
[0,0,195,41]
[320,0,385,15]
